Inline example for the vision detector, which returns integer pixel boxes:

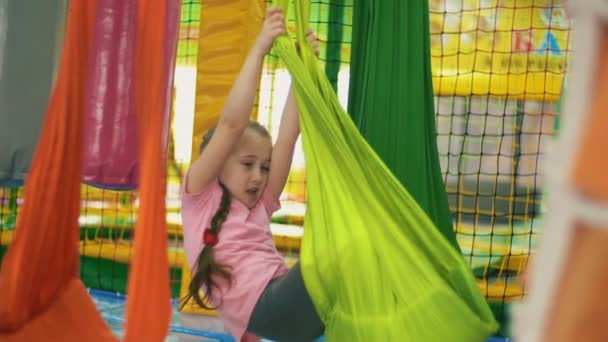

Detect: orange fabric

[544,222,608,342]
[2,280,117,342]
[0,0,97,332]
[122,0,172,339]
[572,26,608,201]
[543,26,608,342]
[0,0,174,340]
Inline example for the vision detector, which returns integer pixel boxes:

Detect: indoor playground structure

[1,0,601,341]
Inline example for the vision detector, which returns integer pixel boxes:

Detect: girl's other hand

[306,29,320,57]
[254,7,286,57]
[296,29,320,57]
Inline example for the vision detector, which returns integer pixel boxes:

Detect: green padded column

[347,0,460,251]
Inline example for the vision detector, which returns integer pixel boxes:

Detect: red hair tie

[203,228,219,247]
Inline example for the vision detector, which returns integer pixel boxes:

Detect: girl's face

[219,128,273,209]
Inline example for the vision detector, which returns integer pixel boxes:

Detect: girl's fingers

[266,6,282,16]
[271,22,285,32]
[271,24,286,36]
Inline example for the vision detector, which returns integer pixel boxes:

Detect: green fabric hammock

[348,0,459,252]
[272,0,498,341]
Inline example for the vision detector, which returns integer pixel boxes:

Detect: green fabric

[272,1,498,340]
[324,0,345,92]
[347,0,460,251]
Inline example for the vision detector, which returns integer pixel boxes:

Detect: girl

[181,7,323,342]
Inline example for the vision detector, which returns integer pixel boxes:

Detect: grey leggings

[247,263,325,341]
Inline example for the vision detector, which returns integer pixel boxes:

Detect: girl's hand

[296,29,320,57]
[253,7,286,57]
[306,29,320,57]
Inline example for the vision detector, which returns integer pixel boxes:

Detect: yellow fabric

[272,1,499,340]
[191,0,266,162]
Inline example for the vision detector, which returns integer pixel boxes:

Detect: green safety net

[272,0,498,340]
[347,0,459,251]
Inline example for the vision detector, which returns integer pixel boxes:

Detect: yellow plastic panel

[190,0,266,162]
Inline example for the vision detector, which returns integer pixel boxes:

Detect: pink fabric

[81,0,180,189]
[81,0,138,189]
[181,175,289,342]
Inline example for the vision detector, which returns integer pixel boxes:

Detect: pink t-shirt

[181,176,289,342]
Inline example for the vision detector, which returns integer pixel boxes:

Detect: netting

[430,0,570,310]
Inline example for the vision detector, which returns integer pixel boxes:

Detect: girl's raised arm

[267,30,319,199]
[186,7,286,194]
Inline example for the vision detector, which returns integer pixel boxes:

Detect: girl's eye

[261,166,270,172]
[243,162,253,168]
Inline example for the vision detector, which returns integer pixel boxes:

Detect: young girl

[181,7,323,342]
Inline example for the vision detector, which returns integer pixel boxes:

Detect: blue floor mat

[90,289,234,342]
[90,289,509,342]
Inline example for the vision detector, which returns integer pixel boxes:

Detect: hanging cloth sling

[272,0,498,340]
[0,0,176,341]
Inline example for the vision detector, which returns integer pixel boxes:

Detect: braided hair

[181,121,270,310]
[181,183,232,310]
